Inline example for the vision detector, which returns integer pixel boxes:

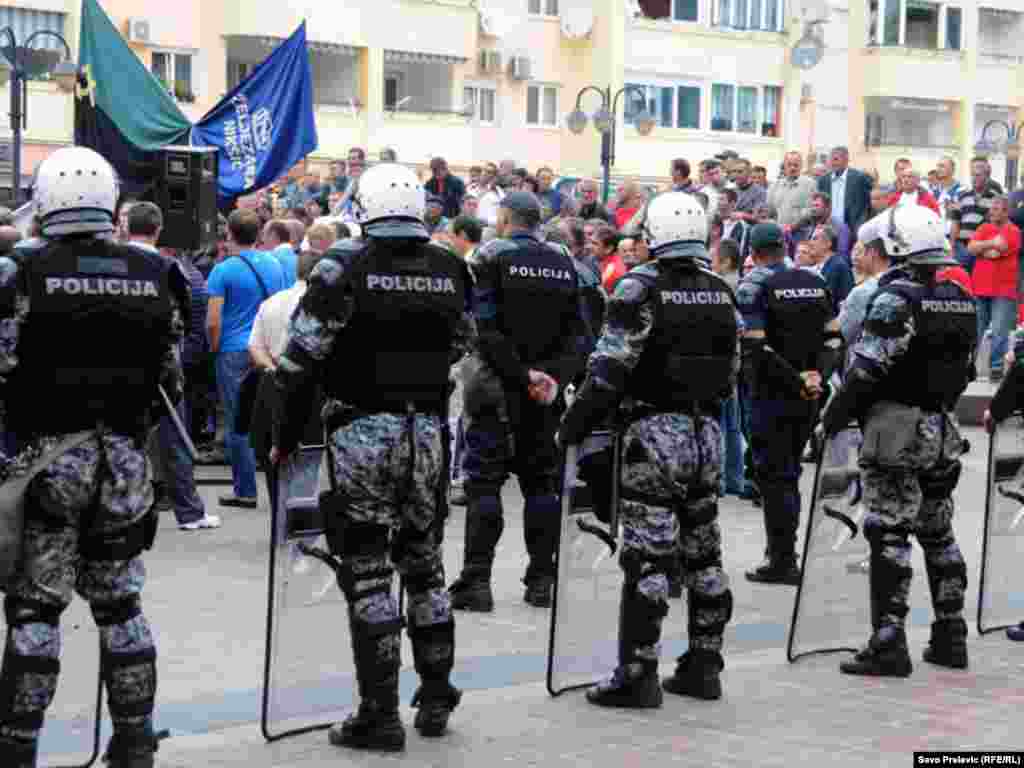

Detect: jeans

[719,390,747,495]
[976,296,1018,374]
[955,241,974,275]
[216,350,258,498]
[156,400,205,525]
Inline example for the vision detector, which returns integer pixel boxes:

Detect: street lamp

[566,85,655,204]
[974,119,1024,193]
[0,28,79,205]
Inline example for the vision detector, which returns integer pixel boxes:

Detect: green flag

[75,0,192,193]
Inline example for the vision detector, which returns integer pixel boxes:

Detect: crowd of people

[138,143,1021,534]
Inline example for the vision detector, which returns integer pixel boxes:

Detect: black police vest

[872,280,977,410]
[762,267,832,382]
[628,264,738,410]
[10,237,172,438]
[325,241,468,412]
[497,239,579,367]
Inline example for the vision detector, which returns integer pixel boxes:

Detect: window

[945,7,961,50]
[625,82,702,129]
[674,0,698,21]
[227,61,251,91]
[528,0,558,15]
[464,86,497,124]
[152,51,194,101]
[878,0,965,49]
[526,84,558,127]
[711,84,734,131]
[712,83,781,135]
[715,0,785,30]
[384,73,402,109]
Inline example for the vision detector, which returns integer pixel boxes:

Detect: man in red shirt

[886,166,940,214]
[969,196,1021,381]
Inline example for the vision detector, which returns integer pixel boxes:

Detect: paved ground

[20,426,1024,767]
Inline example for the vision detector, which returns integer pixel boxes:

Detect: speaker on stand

[143,146,219,251]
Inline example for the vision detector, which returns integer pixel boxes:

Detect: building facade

[0,0,1021,196]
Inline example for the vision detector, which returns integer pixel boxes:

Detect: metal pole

[10,69,20,206]
[600,132,611,205]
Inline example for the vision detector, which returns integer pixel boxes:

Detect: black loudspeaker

[147,146,219,251]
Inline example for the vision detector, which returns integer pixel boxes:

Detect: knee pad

[79,511,157,562]
[619,548,675,585]
[622,578,669,648]
[920,461,961,500]
[90,596,142,628]
[677,493,718,529]
[4,597,63,630]
[327,514,391,561]
[689,587,734,628]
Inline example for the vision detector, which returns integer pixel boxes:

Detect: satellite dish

[560,0,594,39]
[791,27,824,70]
[479,4,506,37]
[799,0,831,23]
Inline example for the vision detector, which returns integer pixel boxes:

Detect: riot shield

[787,426,871,661]
[978,417,1024,635]
[261,444,356,742]
[547,430,623,696]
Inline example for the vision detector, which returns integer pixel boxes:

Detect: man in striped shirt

[950,157,1002,274]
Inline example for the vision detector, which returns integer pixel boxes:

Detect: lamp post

[0,27,79,205]
[565,85,655,205]
[974,119,1024,193]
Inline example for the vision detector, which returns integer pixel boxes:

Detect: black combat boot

[0,738,36,768]
[102,725,160,768]
[922,619,968,670]
[662,648,724,700]
[523,574,553,607]
[328,700,405,752]
[411,683,462,737]
[744,556,800,585]
[585,663,663,708]
[839,628,913,677]
[448,576,494,612]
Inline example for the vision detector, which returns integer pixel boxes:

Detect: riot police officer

[821,206,974,676]
[272,164,474,751]
[737,222,841,585]
[448,192,587,611]
[560,192,738,707]
[0,147,189,768]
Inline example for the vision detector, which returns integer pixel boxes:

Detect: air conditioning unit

[508,55,531,80]
[478,49,502,74]
[126,17,152,44]
[864,113,884,147]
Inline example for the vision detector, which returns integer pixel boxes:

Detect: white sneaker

[180,515,222,531]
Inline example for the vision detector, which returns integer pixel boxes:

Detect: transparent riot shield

[977,417,1024,635]
[8,607,103,768]
[787,426,871,661]
[261,444,356,742]
[547,431,624,696]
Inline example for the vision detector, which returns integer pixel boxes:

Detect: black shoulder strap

[237,253,271,300]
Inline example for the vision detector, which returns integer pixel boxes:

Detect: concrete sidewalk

[30,426,1024,767]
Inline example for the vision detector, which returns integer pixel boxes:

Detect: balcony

[976,8,1024,105]
[861,45,964,101]
[863,97,959,173]
[314,105,366,158]
[375,110,473,166]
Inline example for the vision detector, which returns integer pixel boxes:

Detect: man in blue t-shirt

[536,166,565,223]
[207,209,286,508]
[261,218,297,289]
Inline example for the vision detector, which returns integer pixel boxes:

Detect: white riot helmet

[352,162,428,240]
[642,191,709,251]
[858,204,952,266]
[34,146,119,237]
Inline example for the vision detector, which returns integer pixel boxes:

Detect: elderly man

[817,146,874,236]
[578,178,613,223]
[768,151,817,229]
[887,167,941,214]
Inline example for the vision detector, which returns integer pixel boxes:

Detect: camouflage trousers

[326,414,453,704]
[617,414,733,669]
[0,433,156,754]
[861,411,968,636]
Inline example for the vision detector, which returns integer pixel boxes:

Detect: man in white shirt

[249,223,335,369]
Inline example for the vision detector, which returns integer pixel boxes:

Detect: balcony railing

[980,52,1024,67]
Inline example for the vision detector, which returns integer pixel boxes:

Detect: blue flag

[191,22,317,201]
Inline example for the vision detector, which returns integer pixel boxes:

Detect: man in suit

[817,146,873,237]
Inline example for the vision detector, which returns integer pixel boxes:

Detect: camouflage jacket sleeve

[274,240,359,454]
[824,286,915,432]
[159,261,188,405]
[559,270,655,444]
[0,255,27,386]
